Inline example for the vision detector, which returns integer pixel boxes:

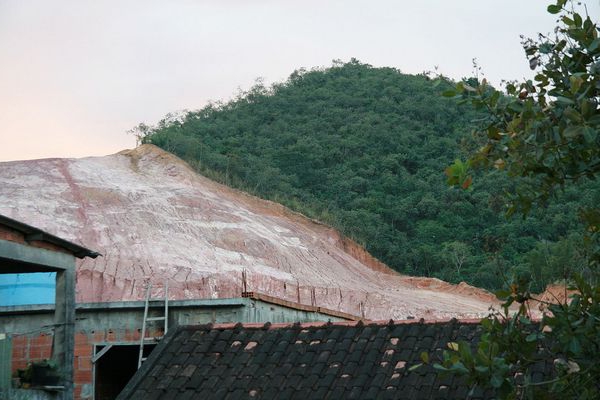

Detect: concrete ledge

[242,291,360,321]
[0,240,74,272]
[0,298,249,315]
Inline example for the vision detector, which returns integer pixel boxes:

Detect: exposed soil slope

[0,145,497,319]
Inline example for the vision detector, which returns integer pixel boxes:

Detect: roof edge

[116,321,182,400]
[176,317,492,333]
[0,214,100,259]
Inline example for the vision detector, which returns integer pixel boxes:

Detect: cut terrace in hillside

[117,319,553,400]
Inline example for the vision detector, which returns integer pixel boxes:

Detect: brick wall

[11,327,164,400]
[10,332,53,371]
[0,225,72,255]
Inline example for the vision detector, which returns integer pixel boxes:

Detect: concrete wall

[9,388,60,400]
[0,298,346,399]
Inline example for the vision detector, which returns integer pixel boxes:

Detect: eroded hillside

[0,145,497,319]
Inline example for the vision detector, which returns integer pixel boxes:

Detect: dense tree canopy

[137,58,598,292]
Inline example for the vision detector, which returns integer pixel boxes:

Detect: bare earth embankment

[0,145,498,319]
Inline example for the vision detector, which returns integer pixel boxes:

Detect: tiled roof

[117,319,494,400]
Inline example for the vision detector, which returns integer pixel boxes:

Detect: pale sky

[1,1,598,162]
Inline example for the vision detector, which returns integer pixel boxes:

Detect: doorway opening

[94,344,156,400]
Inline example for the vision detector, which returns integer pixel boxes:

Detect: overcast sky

[1,0,598,161]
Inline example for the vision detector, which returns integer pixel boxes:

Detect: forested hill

[139,60,597,291]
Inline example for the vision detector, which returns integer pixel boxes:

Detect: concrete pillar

[54,266,75,400]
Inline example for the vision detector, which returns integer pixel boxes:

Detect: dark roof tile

[279,387,295,398]
[316,372,335,388]
[118,320,554,400]
[168,376,188,390]
[309,362,326,377]
[210,340,228,353]
[145,389,166,400]
[303,373,319,388]
[320,338,336,351]
[341,361,358,375]
[311,386,328,399]
[261,387,279,398]
[155,376,174,390]
[212,386,229,398]
[347,386,363,399]
[329,350,347,364]
[170,352,190,365]
[328,386,346,398]
[158,389,183,400]
[290,390,307,400]
[138,376,156,391]
[300,351,317,365]
[175,390,197,400]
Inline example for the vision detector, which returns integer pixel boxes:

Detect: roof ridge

[185,317,487,332]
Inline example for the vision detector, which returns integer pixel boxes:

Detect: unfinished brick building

[2,288,355,399]
[0,214,99,399]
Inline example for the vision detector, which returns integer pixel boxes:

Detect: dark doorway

[94,344,155,400]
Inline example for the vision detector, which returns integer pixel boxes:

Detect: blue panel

[0,273,56,305]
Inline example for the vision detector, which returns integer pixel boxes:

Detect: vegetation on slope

[136,59,598,291]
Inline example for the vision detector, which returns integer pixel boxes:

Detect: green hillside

[138,59,598,291]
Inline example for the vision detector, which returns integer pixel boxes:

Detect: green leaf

[463,83,477,92]
[525,333,539,342]
[449,361,469,375]
[445,159,472,189]
[553,39,567,53]
[539,42,553,54]
[555,96,575,105]
[563,107,582,122]
[487,126,502,140]
[561,16,575,26]
[408,363,423,372]
[568,338,582,354]
[420,351,430,364]
[475,365,489,373]
[433,363,448,372]
[563,126,583,138]
[583,127,597,144]
[458,342,473,363]
[547,4,561,14]
[507,102,523,113]
[569,76,583,93]
[490,374,504,388]
[489,90,501,107]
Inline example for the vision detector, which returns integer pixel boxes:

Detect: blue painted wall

[0,273,55,306]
